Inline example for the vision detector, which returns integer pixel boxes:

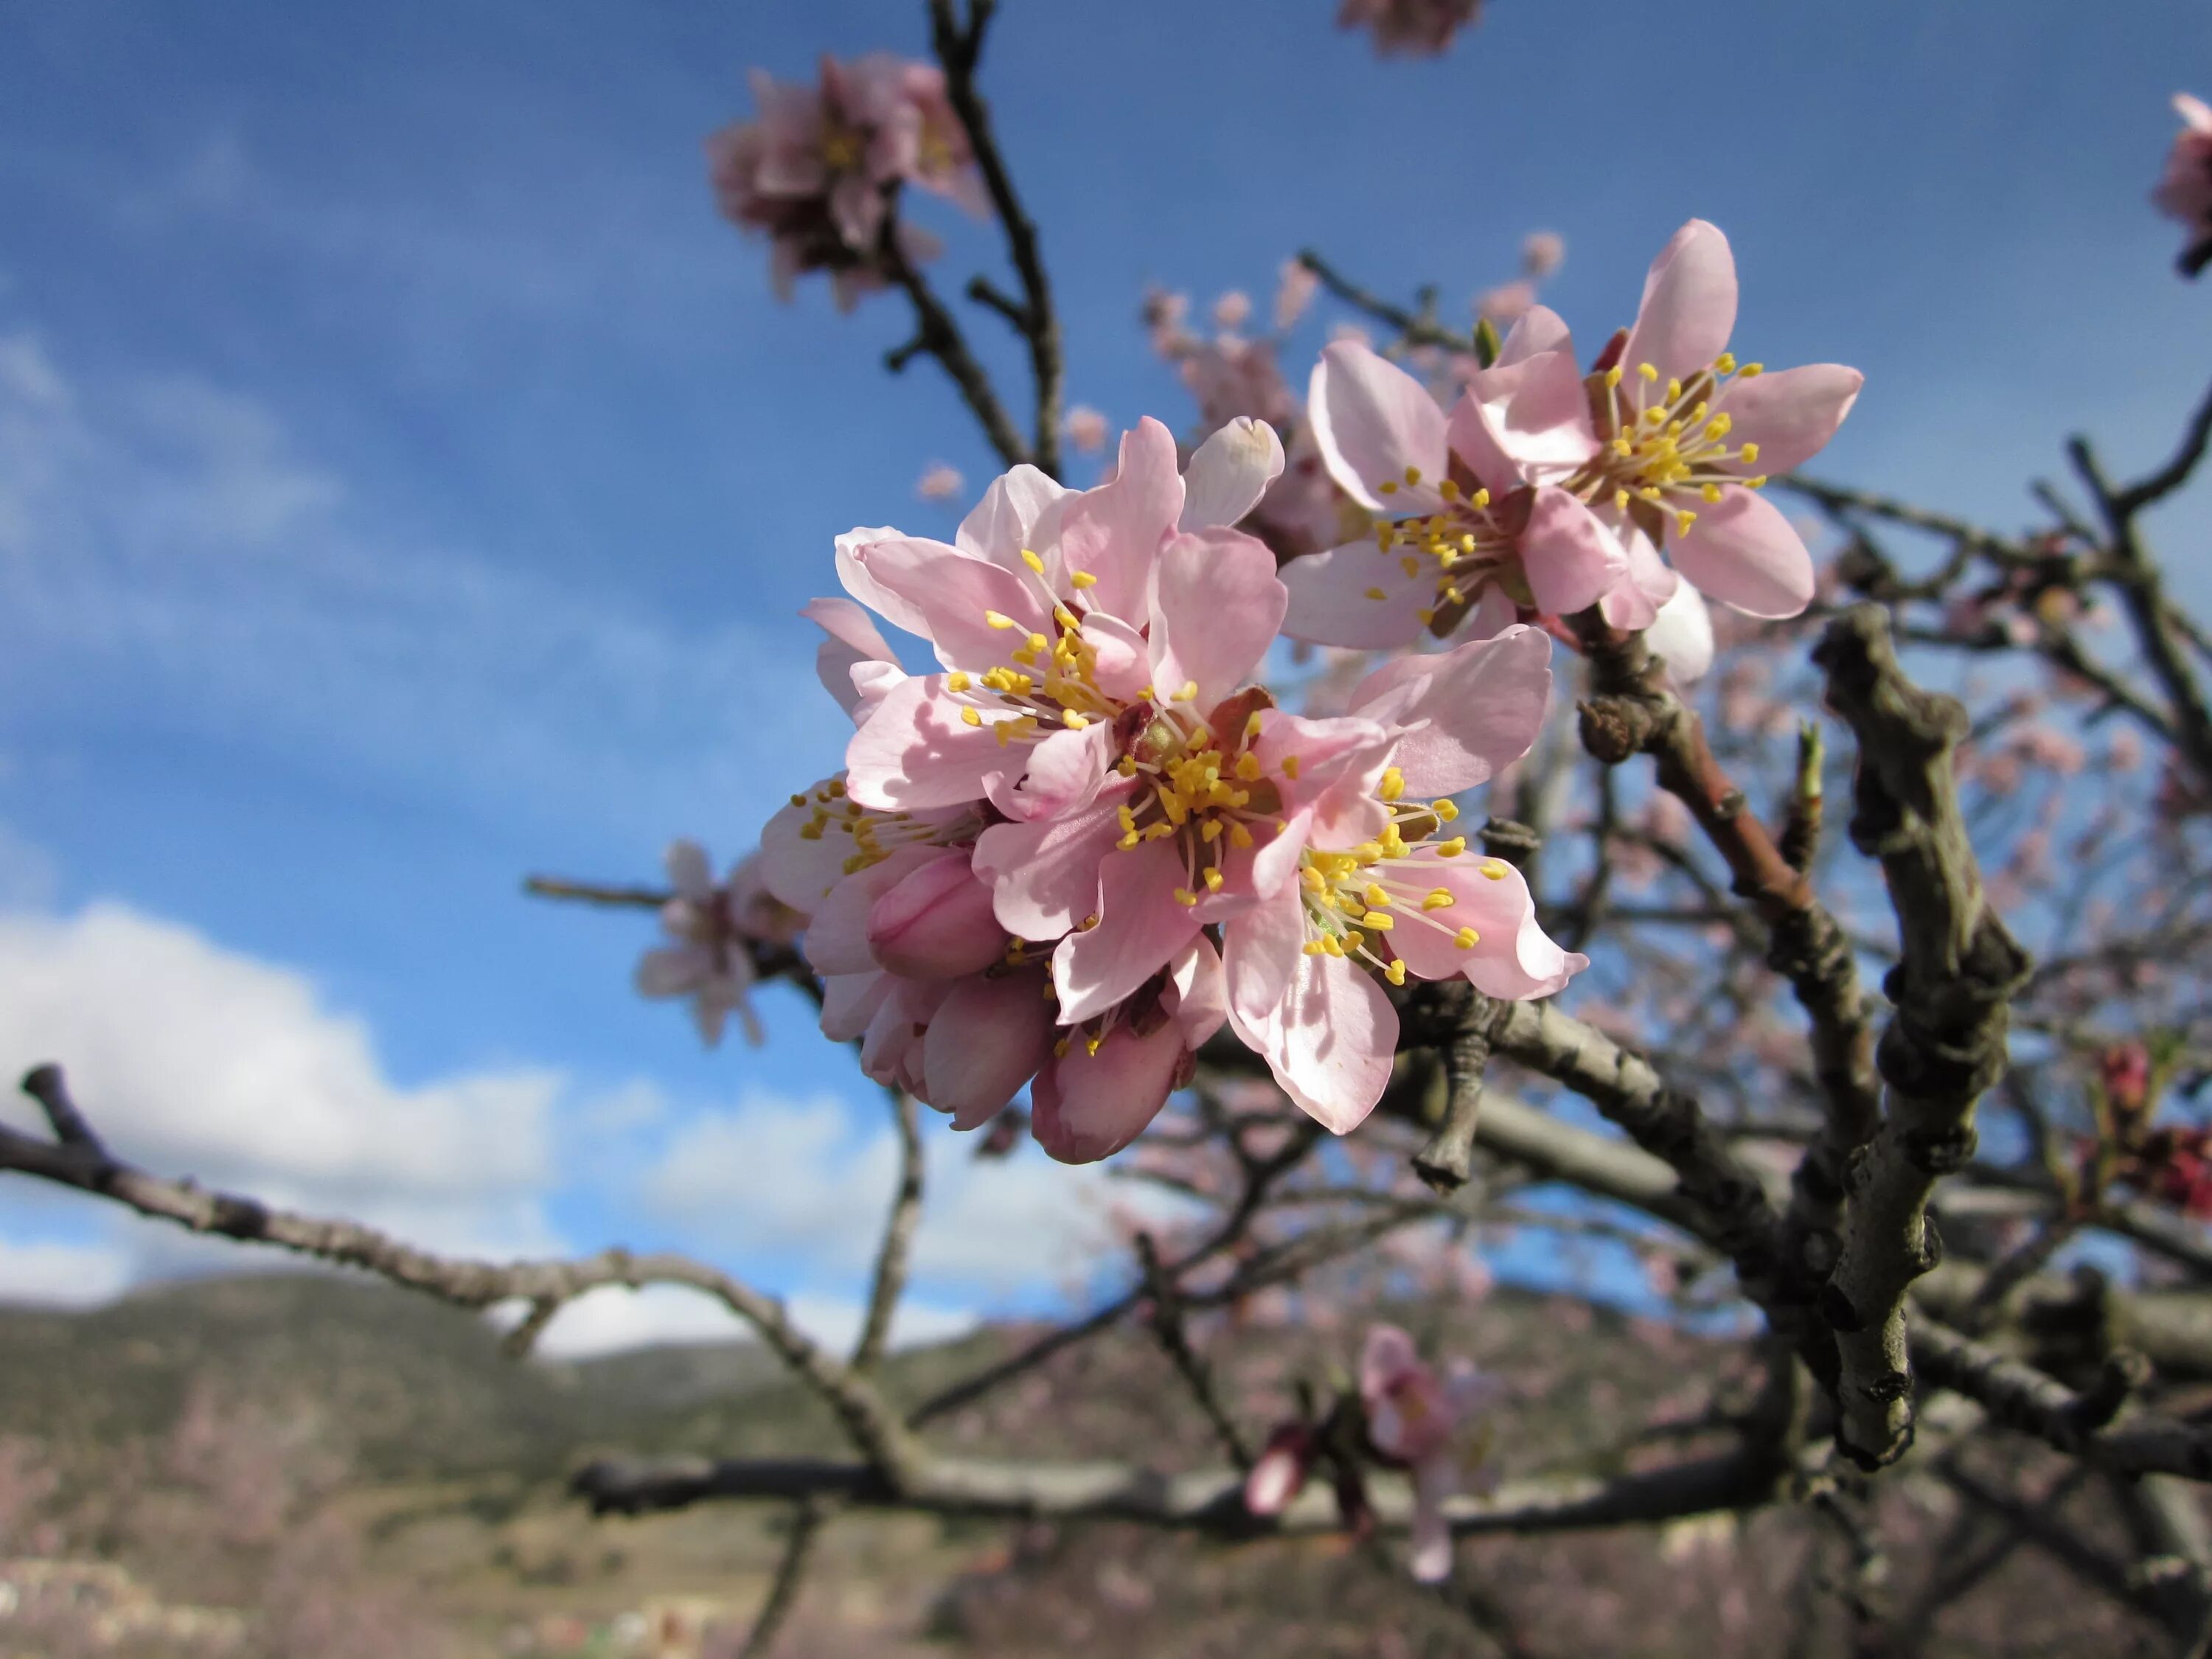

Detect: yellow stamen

[1453,926,1480,948]
[1070,570,1099,589]
[961,707,983,727]
[984,610,1018,630]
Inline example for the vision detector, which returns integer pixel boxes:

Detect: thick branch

[0,1067,925,1487]
[571,1445,1775,1537]
[1815,606,2032,1467]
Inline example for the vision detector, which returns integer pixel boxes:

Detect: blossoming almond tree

[7,5,2212,1655]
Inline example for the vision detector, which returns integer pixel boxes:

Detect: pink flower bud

[866,854,1006,979]
[1243,1423,1317,1517]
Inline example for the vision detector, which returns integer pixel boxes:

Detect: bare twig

[851,1088,924,1374]
[1135,1233,1251,1467]
[737,1498,830,1659]
[1295,249,1478,354]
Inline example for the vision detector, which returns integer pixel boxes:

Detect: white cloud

[517,1282,977,1361]
[0,902,564,1262]
[0,1237,133,1307]
[639,1090,1194,1300]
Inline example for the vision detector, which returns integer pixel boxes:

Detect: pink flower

[1520,232,1565,279]
[1212,289,1254,330]
[1062,404,1110,455]
[1244,1422,1319,1517]
[916,462,965,501]
[1360,1324,1498,1582]
[800,597,906,727]
[2155,94,2212,276]
[1279,339,1626,649]
[1337,0,1483,57]
[1275,260,1321,330]
[634,841,799,1047]
[1222,630,1585,1130]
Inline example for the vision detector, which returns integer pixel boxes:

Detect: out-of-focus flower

[2154,94,2212,277]
[1337,0,1483,57]
[1521,231,1565,279]
[1360,1324,1498,1582]
[1475,279,1536,326]
[634,841,799,1047]
[2101,1040,2153,1121]
[1275,260,1321,330]
[1244,1422,1319,1517]
[704,54,982,310]
[1063,404,1110,454]
[917,462,965,501]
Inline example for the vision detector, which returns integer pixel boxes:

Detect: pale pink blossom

[1338,0,1483,57]
[1496,222,1862,622]
[1279,339,1626,649]
[916,461,965,501]
[1475,279,1537,326]
[1243,1422,1318,1517]
[2155,94,2212,277]
[1275,260,1321,330]
[634,841,799,1046]
[1360,1324,1498,1582]
[1522,232,1565,279]
[1062,404,1110,454]
[1212,289,1254,330]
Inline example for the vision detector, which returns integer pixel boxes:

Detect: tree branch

[1814,605,2032,1467]
[850,1088,924,1374]
[1295,249,1477,354]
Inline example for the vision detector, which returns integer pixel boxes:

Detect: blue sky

[0,0,2205,1350]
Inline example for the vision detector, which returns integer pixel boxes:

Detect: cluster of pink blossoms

[1284,220,1863,681]
[759,415,1582,1161]
[746,218,1860,1167]
[2157,93,2212,277]
[706,55,984,310]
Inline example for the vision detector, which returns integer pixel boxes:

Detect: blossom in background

[704,54,983,310]
[916,462,965,501]
[1062,404,1109,455]
[1244,1421,1320,1517]
[1337,0,1483,57]
[1212,289,1254,331]
[633,841,799,1047]
[1521,231,1565,279]
[1275,260,1320,330]
[2154,94,2212,276]
[1360,1324,1498,1582]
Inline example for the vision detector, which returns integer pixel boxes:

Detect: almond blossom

[1280,339,1625,649]
[633,841,799,1047]
[1337,0,1483,58]
[2155,93,2212,277]
[1360,1324,1498,1582]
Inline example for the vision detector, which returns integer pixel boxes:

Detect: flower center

[788,777,979,876]
[1296,784,1510,984]
[1114,704,1287,906]
[1369,470,1522,627]
[1581,353,1770,538]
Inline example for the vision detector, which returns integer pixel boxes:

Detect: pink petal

[1720,364,1863,473]
[1180,417,1285,530]
[1462,347,1599,474]
[1054,417,1183,621]
[1408,1458,1458,1583]
[973,777,1137,939]
[1148,527,1287,712]
[1598,526,1677,632]
[1228,951,1394,1134]
[1621,219,1738,386]
[1279,538,1432,650]
[1224,880,1308,1022]
[868,852,1008,979]
[804,596,901,720]
[664,838,714,900]
[845,675,1024,811]
[1307,341,1449,512]
[836,526,935,640]
[1518,485,1627,616]
[1441,390,1528,495]
[1644,579,1714,684]
[1666,486,1815,619]
[820,970,892,1043]
[1078,611,1152,702]
[805,844,952,977]
[1493,304,1571,368]
[1166,932,1228,1048]
[757,784,866,914]
[1051,837,1203,1023]
[919,969,1056,1128]
[1359,1324,1422,1405]
[634,943,709,999]
[955,463,1068,570]
[800,595,896,664]
[849,537,1052,670]
[1349,625,1553,798]
[1030,1019,1187,1164]
[1385,853,1585,998]
[987,719,1110,822]
[860,975,949,1088]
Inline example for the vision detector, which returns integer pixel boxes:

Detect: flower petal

[804,844,951,977]
[955,463,1069,571]
[1149,528,1288,712]
[835,526,933,639]
[988,719,1110,823]
[1224,880,1307,1021]
[919,969,1056,1128]
[1180,417,1285,530]
[1666,486,1815,619]
[1051,837,1203,1023]
[1518,485,1627,616]
[1166,931,1228,1048]
[1054,417,1183,621]
[1644,577,1714,684]
[845,675,1023,811]
[849,537,1052,670]
[758,783,866,913]
[973,776,1138,939]
[664,838,714,900]
[820,969,892,1043]
[868,852,1008,979]
[1229,950,1395,1135]
[1385,852,1585,998]
[1349,625,1553,796]
[1279,538,1432,650]
[1307,341,1448,512]
[1494,304,1571,368]
[1030,1020,1186,1164]
[1720,363,1863,473]
[1622,219,1738,386]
